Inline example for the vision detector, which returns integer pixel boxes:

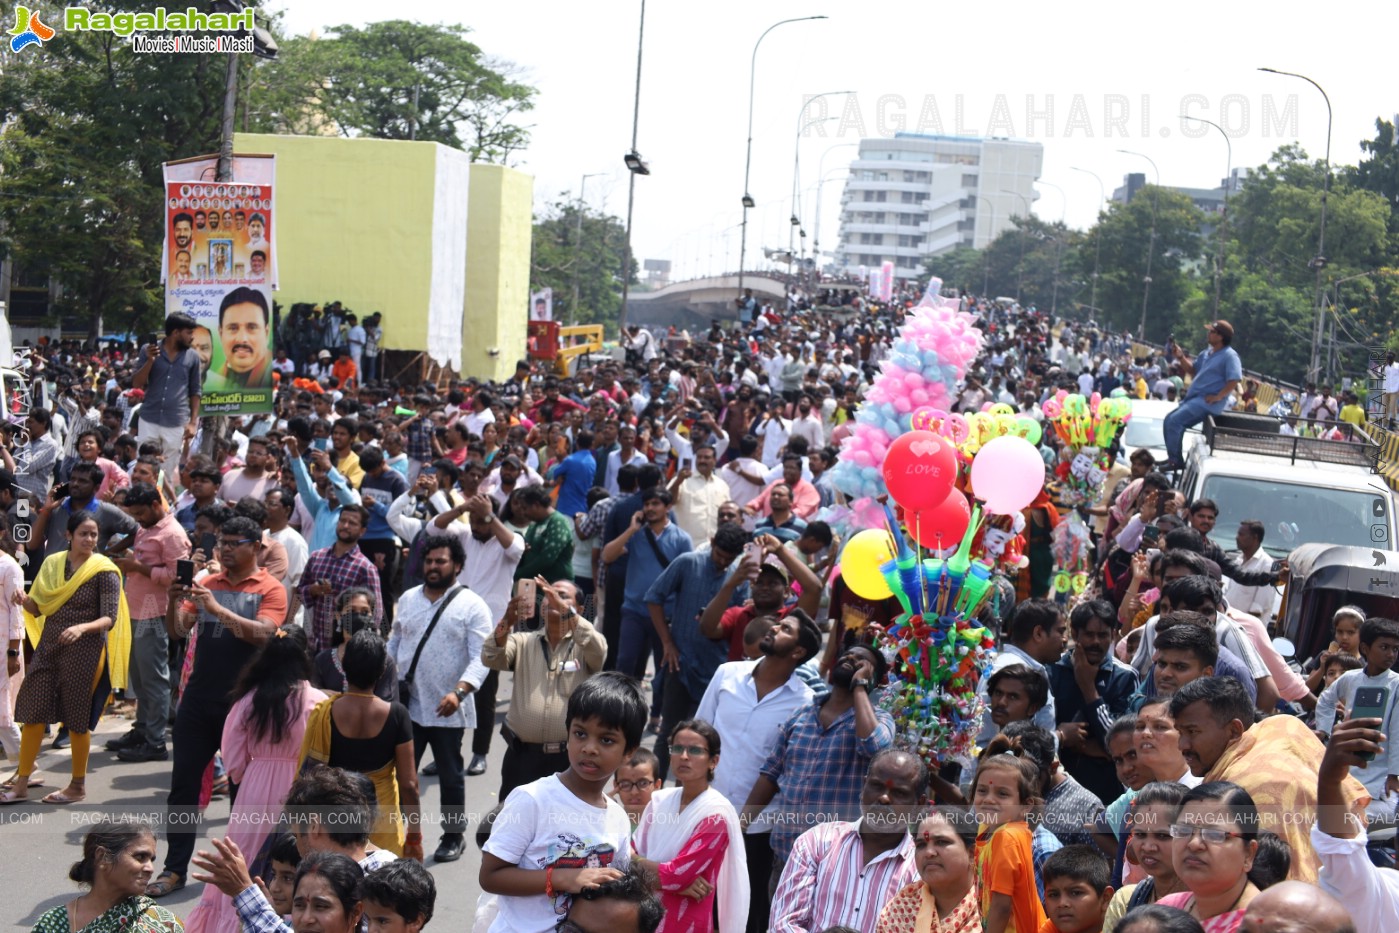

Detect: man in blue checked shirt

[742,642,896,890]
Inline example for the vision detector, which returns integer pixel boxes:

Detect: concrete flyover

[625,274,788,330]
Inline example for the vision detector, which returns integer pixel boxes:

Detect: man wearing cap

[108,482,191,762]
[699,535,824,662]
[1161,319,1241,470]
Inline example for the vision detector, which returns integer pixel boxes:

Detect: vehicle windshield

[1202,475,1391,557]
[1123,416,1165,450]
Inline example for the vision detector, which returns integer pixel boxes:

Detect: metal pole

[216,53,238,183]
[1118,149,1159,339]
[1180,115,1232,318]
[789,94,852,269]
[1070,166,1105,319]
[1000,190,1030,303]
[617,0,646,332]
[1037,180,1067,316]
[982,200,996,298]
[1259,68,1332,384]
[737,16,827,299]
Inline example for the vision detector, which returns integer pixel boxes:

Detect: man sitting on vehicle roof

[1160,319,1241,471]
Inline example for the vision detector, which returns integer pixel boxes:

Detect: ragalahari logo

[9,6,55,52]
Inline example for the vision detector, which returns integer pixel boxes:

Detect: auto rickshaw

[1275,542,1399,667]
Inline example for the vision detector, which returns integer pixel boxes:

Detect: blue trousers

[618,609,665,717]
[1162,396,1211,463]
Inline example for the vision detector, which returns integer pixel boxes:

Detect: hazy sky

[280,0,1395,280]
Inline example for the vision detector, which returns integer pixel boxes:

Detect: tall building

[835,133,1043,279]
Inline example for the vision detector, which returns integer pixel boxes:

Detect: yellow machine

[551,324,606,375]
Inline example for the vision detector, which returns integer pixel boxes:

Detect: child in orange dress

[973,735,1048,933]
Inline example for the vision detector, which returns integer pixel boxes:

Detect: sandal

[146,871,185,898]
[41,789,85,805]
[211,775,229,799]
[0,790,30,805]
[1,775,42,789]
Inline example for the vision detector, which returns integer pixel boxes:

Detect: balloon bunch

[831,278,983,501]
[911,403,1043,461]
[1050,512,1093,605]
[1042,392,1132,506]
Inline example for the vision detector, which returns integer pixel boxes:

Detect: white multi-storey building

[835,133,1043,279]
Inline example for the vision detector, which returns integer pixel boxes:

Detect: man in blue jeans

[1161,319,1242,470]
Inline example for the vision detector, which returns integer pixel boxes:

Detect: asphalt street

[0,674,540,930]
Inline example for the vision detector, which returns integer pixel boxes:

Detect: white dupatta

[634,786,749,933]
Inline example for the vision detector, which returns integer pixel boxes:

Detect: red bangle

[545,866,555,898]
[405,832,422,843]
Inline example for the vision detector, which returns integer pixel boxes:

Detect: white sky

[279,0,1396,280]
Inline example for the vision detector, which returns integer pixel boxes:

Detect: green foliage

[530,199,636,338]
[245,20,535,164]
[0,8,227,337]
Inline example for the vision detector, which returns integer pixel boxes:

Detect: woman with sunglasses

[1153,782,1263,933]
[632,718,747,933]
[1103,782,1188,932]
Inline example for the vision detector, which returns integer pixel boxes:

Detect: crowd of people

[0,285,1393,933]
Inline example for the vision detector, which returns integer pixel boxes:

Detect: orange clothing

[331,357,357,388]
[976,821,1046,933]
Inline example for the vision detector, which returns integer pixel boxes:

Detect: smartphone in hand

[175,559,195,587]
[1351,686,1390,762]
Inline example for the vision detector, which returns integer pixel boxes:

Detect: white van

[1179,412,1395,558]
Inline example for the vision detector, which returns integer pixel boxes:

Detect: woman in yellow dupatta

[298,628,422,860]
[1,513,130,805]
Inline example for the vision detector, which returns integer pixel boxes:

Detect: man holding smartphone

[107,483,191,763]
[28,461,138,562]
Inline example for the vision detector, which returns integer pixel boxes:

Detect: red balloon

[882,430,957,510]
[907,488,972,551]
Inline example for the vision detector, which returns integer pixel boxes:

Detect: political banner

[530,287,553,322]
[162,162,276,415]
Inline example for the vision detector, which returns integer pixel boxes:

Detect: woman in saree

[633,718,747,933]
[32,822,181,932]
[182,624,325,933]
[876,805,981,933]
[299,628,422,860]
[1,513,129,805]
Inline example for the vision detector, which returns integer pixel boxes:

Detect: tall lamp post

[982,199,997,297]
[790,113,841,263]
[1118,149,1159,339]
[617,0,649,332]
[1037,180,1067,316]
[1000,189,1031,303]
[1070,166,1105,318]
[812,142,859,278]
[570,172,605,325]
[1180,115,1233,318]
[1259,67,1332,384]
[737,15,828,298]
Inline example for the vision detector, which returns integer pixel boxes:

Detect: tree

[530,199,635,337]
[1087,187,1205,339]
[0,10,229,338]
[247,21,535,164]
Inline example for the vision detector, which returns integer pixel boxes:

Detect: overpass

[625,274,788,329]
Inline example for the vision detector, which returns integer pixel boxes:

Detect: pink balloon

[893,396,913,414]
[969,435,1046,514]
[911,389,930,407]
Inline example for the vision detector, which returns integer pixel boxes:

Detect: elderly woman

[308,587,397,701]
[1154,782,1263,933]
[33,822,181,932]
[876,805,981,933]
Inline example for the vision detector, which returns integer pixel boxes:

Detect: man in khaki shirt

[480,577,607,799]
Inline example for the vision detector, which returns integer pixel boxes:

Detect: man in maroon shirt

[698,533,823,660]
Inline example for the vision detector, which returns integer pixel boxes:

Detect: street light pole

[1000,189,1030,303]
[1180,115,1233,318]
[982,199,997,298]
[812,142,859,278]
[1070,166,1105,319]
[617,0,646,332]
[1259,67,1332,385]
[791,114,839,264]
[570,172,604,326]
[1037,180,1067,317]
[1118,149,1159,340]
[737,15,828,299]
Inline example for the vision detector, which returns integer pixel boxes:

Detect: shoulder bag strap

[643,527,673,571]
[403,586,464,684]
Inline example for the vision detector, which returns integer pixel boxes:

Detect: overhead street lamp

[1069,166,1105,319]
[1118,149,1160,340]
[1037,180,1067,316]
[1180,115,1233,318]
[617,0,648,331]
[1259,67,1333,384]
[737,15,828,298]
[791,113,841,261]
[1000,189,1031,303]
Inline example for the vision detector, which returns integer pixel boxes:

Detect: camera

[12,524,30,543]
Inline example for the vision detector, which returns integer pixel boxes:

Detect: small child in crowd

[613,748,662,830]
[360,859,438,932]
[1315,616,1399,821]
[1040,845,1115,933]
[1303,605,1364,695]
[265,833,301,918]
[973,736,1048,933]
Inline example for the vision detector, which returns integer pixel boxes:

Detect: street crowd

[0,283,1392,933]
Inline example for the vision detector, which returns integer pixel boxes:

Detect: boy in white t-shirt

[1316,616,1399,821]
[479,671,646,933]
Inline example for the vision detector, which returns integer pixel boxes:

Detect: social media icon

[15,499,28,518]
[1372,524,1387,543]
[12,524,30,543]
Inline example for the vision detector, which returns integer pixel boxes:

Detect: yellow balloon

[841,528,897,599]
[988,402,1016,417]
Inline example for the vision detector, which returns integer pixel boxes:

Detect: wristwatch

[5,649,17,658]
[852,678,872,693]
[454,685,468,701]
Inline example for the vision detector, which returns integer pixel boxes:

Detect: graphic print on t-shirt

[543,833,619,916]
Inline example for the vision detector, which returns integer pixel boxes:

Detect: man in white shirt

[698,613,819,927]
[1383,351,1399,427]
[754,401,791,468]
[788,396,824,450]
[265,486,309,626]
[605,425,650,498]
[669,444,732,543]
[1222,519,1279,624]
[462,390,496,439]
[721,436,768,529]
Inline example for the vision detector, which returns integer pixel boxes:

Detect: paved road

[0,674,553,930]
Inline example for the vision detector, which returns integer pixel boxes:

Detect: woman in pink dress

[633,719,747,933]
[182,624,325,933]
